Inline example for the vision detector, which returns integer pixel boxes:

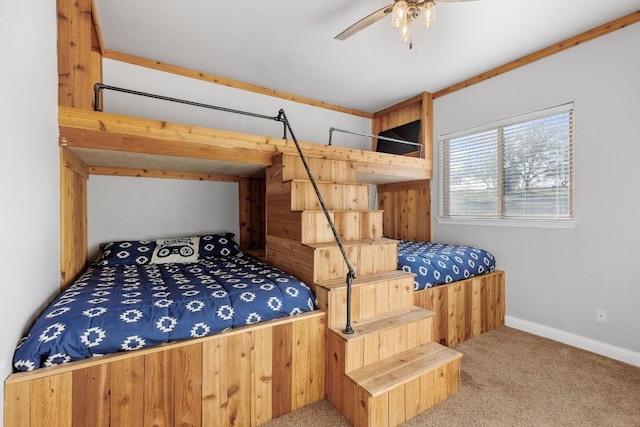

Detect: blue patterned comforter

[397,241,496,291]
[13,254,316,371]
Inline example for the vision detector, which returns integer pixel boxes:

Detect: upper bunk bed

[58,105,432,185]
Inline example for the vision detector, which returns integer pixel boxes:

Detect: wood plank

[202,337,229,427]
[4,381,30,427]
[30,374,72,427]
[111,357,145,427]
[144,350,174,427]
[348,342,462,397]
[60,148,88,290]
[404,377,423,421]
[291,319,311,411]
[252,327,273,426]
[337,307,433,341]
[388,387,406,426]
[174,343,203,426]
[57,0,93,109]
[272,323,293,418]
[227,332,252,427]
[308,314,326,403]
[90,165,238,182]
[72,364,110,427]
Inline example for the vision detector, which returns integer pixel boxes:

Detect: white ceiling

[94,0,639,114]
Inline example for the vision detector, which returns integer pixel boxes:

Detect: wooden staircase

[265,152,461,426]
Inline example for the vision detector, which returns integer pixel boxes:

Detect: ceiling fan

[335,0,476,47]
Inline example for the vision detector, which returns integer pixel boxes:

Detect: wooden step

[333,307,434,341]
[309,238,399,281]
[315,271,417,328]
[266,210,384,245]
[348,341,462,398]
[274,152,358,183]
[316,270,413,291]
[333,307,435,372]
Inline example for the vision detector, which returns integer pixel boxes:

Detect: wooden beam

[60,148,88,289]
[102,50,373,119]
[89,166,239,182]
[434,10,640,99]
[57,0,94,109]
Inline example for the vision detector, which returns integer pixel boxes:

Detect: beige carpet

[263,327,640,427]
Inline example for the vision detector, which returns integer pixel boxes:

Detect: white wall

[87,59,372,250]
[88,177,239,260]
[0,0,60,421]
[101,59,372,149]
[432,24,640,357]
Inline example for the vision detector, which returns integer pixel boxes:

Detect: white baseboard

[505,316,640,368]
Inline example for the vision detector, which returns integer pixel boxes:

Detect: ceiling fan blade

[434,0,479,2]
[334,4,394,41]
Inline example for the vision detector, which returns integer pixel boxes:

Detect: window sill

[436,217,576,229]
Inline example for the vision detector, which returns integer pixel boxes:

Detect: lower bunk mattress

[397,240,497,291]
[13,234,316,372]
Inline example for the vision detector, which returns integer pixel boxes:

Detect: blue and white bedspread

[397,240,496,291]
[13,254,316,371]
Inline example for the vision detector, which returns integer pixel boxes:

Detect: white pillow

[151,237,200,264]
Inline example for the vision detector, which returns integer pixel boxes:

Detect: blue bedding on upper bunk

[397,240,496,291]
[13,234,316,372]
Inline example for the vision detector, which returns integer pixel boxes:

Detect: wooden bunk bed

[4,103,504,427]
[4,3,503,424]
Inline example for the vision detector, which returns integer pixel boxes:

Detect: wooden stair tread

[332,306,434,340]
[316,270,414,291]
[348,342,462,397]
[304,237,396,249]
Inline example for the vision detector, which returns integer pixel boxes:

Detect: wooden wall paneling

[239,177,266,251]
[420,92,434,165]
[377,180,431,242]
[413,271,505,346]
[60,148,88,289]
[372,92,432,162]
[57,0,94,109]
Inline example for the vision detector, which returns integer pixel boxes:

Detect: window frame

[438,103,575,228]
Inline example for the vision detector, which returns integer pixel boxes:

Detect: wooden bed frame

[5,311,325,426]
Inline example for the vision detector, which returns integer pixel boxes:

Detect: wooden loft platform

[59,107,432,184]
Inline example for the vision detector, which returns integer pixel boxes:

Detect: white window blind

[439,103,574,221]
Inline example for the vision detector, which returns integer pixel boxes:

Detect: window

[439,103,574,222]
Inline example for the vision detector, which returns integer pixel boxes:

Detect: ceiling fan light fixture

[391,0,409,28]
[419,1,436,29]
[398,22,412,43]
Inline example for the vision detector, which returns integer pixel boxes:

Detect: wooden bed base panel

[414,270,505,347]
[4,311,325,427]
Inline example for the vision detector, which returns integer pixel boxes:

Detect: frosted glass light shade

[391,1,409,28]
[420,1,436,28]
